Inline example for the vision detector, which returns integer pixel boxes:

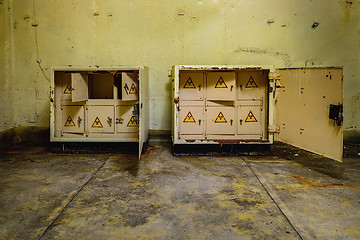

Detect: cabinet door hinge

[268,125,280,133]
[268,72,280,80]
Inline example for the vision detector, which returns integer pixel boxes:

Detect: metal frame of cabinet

[50,66,149,158]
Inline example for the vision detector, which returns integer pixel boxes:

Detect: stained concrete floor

[0,142,359,240]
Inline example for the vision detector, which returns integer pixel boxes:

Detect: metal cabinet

[173,66,268,143]
[172,65,343,162]
[51,66,149,158]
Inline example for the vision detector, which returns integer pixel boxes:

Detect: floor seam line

[241,157,304,240]
[37,156,110,240]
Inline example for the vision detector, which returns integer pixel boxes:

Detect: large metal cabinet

[171,65,343,162]
[50,66,149,158]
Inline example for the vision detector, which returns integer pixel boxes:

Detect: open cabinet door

[275,68,343,162]
[139,67,150,159]
[71,73,88,102]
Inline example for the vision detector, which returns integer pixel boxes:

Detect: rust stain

[3,146,48,155]
[290,175,357,188]
[140,146,159,158]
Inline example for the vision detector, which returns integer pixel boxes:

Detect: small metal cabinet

[173,66,269,143]
[50,66,149,158]
[172,65,344,162]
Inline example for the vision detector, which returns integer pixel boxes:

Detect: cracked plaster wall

[0,0,359,140]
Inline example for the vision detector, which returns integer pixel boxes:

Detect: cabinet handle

[198,85,202,90]
[239,119,243,125]
[116,118,123,124]
[108,117,112,125]
[230,85,234,91]
[230,119,233,125]
[199,119,202,125]
[124,83,129,94]
[78,116,82,125]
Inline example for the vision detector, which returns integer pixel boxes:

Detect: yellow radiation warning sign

[215,112,227,123]
[64,83,72,94]
[129,83,137,94]
[127,116,138,127]
[245,76,258,88]
[64,116,75,127]
[245,111,257,122]
[215,77,227,88]
[183,77,196,88]
[183,112,196,123]
[92,117,103,128]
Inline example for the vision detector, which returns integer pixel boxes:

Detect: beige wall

[1,0,359,137]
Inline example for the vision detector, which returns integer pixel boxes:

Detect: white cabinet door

[62,105,85,134]
[71,73,89,102]
[88,105,115,133]
[179,72,204,101]
[207,72,236,101]
[275,68,343,162]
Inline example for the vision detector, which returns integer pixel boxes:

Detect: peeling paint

[234,47,291,67]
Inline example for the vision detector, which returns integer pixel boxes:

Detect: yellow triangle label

[245,111,257,122]
[215,76,227,88]
[215,112,227,123]
[183,77,196,89]
[245,76,258,88]
[129,83,137,94]
[64,83,72,94]
[92,117,103,128]
[64,116,75,127]
[183,112,196,123]
[127,116,138,127]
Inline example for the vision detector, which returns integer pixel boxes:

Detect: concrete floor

[0,142,359,240]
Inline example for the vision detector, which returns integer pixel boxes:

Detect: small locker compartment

[237,103,263,139]
[207,72,236,101]
[178,105,205,139]
[179,71,204,101]
[62,105,85,134]
[116,105,139,134]
[121,72,139,101]
[88,73,114,99]
[87,105,115,134]
[206,106,235,136]
[237,69,268,100]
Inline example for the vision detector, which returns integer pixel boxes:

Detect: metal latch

[116,118,124,124]
[329,104,343,126]
[124,83,129,94]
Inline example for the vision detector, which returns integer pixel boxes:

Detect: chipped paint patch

[234,47,291,67]
[290,175,357,188]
